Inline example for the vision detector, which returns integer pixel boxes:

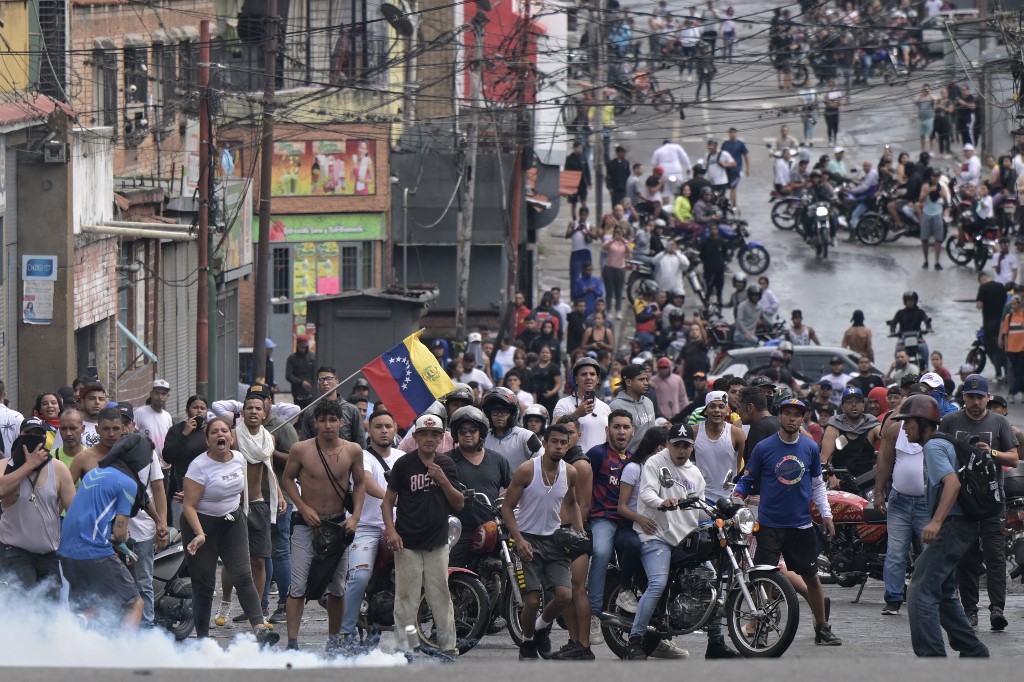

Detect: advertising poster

[293,242,317,299]
[22,280,54,324]
[266,213,384,243]
[221,177,254,275]
[270,140,377,196]
[316,242,340,295]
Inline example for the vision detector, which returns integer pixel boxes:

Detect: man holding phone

[554,357,612,453]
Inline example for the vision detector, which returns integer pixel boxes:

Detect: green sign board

[264,213,385,242]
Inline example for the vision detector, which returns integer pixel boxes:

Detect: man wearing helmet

[734,286,766,347]
[554,357,612,453]
[522,404,549,436]
[820,387,880,488]
[692,186,720,227]
[397,384,474,454]
[896,395,989,658]
[481,387,543,469]
[445,406,513,568]
[889,291,933,365]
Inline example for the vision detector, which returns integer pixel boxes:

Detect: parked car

[920,9,980,55]
[711,346,882,383]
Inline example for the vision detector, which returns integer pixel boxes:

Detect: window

[93,49,118,128]
[341,246,358,291]
[272,247,290,313]
[178,40,198,90]
[37,0,68,102]
[123,47,148,105]
[153,43,177,128]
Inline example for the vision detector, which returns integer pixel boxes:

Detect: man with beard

[78,381,108,449]
[734,399,841,646]
[820,387,881,488]
[285,335,317,408]
[848,356,884,394]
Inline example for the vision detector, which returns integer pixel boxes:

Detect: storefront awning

[559,170,582,197]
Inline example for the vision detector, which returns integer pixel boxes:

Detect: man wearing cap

[286,336,317,409]
[819,356,853,406]
[920,372,958,416]
[78,381,107,449]
[960,142,981,185]
[610,365,657,451]
[351,377,374,415]
[458,352,493,391]
[650,357,688,420]
[942,374,1019,630]
[134,380,173,470]
[650,140,692,197]
[734,399,841,646]
[694,391,745,502]
[820,387,880,487]
[827,147,848,178]
[382,414,462,657]
[607,146,632,206]
[0,380,24,458]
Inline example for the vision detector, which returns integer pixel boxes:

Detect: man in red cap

[285,335,317,409]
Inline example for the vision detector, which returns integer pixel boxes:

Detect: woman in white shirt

[181,417,278,646]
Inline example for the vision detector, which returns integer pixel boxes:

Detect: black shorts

[752,526,818,576]
[247,501,272,558]
[61,555,141,612]
[521,533,571,592]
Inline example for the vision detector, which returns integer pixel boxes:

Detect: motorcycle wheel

[965,345,987,375]
[415,573,490,654]
[793,64,809,88]
[601,581,662,659]
[502,586,545,647]
[945,235,973,265]
[770,201,798,230]
[651,89,676,113]
[818,228,829,259]
[167,607,195,641]
[973,245,990,272]
[738,245,770,275]
[725,568,800,658]
[855,214,887,246]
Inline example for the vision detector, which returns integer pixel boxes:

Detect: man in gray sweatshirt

[610,364,657,451]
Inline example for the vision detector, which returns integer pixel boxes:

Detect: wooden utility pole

[593,3,605,220]
[196,19,211,397]
[455,17,485,341]
[252,0,277,384]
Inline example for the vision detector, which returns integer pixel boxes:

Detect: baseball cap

[770,350,785,360]
[963,374,989,395]
[778,398,808,414]
[920,372,944,389]
[265,337,277,349]
[20,417,46,434]
[653,165,665,174]
[989,394,1008,409]
[152,379,170,391]
[296,334,310,343]
[750,375,775,389]
[413,414,445,433]
[468,332,482,343]
[78,381,105,400]
[668,422,696,444]
[900,373,921,388]
[841,387,864,402]
[963,143,975,151]
[833,146,844,154]
[830,355,843,364]
[656,357,672,368]
[117,403,135,421]
[818,379,833,390]
[705,390,728,406]
[247,383,272,399]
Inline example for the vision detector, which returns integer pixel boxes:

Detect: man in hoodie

[820,388,881,486]
[610,365,657,452]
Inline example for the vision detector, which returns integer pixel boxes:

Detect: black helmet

[480,386,520,425]
[449,405,489,439]
[572,356,603,379]
[444,383,475,407]
[890,393,941,426]
[639,279,660,297]
[669,309,685,322]
[747,284,762,297]
[692,163,706,174]
[903,290,919,303]
[421,400,448,428]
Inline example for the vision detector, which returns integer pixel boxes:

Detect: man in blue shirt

[896,394,989,658]
[720,128,750,208]
[734,398,841,646]
[571,262,605,318]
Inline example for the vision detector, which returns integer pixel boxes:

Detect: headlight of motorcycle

[735,508,756,536]
[447,516,463,550]
[815,205,829,217]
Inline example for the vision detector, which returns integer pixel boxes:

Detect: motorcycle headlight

[735,507,756,536]
[447,516,463,550]
[815,205,829,217]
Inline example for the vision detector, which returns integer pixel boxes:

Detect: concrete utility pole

[252,0,277,384]
[593,2,605,220]
[455,16,485,341]
[196,19,210,397]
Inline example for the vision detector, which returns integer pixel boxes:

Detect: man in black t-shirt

[976,272,1008,382]
[737,387,780,469]
[382,414,464,655]
[849,355,885,394]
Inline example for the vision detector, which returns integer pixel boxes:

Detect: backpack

[931,432,1003,521]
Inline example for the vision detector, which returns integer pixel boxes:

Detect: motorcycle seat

[862,507,887,524]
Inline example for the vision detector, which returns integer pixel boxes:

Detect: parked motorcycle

[965,327,988,375]
[1003,466,1024,581]
[599,469,800,658]
[945,222,1002,272]
[357,516,490,654]
[152,528,195,640]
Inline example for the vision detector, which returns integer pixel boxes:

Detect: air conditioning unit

[43,140,67,163]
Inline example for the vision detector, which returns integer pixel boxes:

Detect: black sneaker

[256,628,281,649]
[625,636,648,660]
[814,622,842,646]
[232,613,249,623]
[967,611,979,629]
[552,643,595,661]
[268,606,288,624]
[534,625,553,659]
[519,639,539,660]
[551,640,579,658]
[991,608,1008,631]
[705,641,740,659]
[881,602,901,615]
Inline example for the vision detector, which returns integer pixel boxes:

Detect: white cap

[152,379,170,390]
[413,414,445,433]
[920,372,944,389]
[467,332,482,343]
[833,146,844,154]
[705,390,729,406]
[963,143,975,151]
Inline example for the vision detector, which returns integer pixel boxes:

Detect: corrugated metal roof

[0,95,75,129]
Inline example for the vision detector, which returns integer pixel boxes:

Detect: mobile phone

[584,390,596,402]
[194,416,206,428]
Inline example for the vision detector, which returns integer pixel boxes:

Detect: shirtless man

[70,407,125,484]
[281,400,365,651]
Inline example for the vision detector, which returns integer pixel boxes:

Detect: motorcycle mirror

[722,470,733,489]
[659,467,676,488]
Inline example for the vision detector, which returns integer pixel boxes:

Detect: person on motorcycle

[773,148,794,196]
[396,384,473,454]
[820,387,881,488]
[660,288,686,331]
[889,290,932,364]
[734,285,766,347]
[801,170,838,243]
[650,140,692,197]
[685,164,714,206]
[446,406,513,569]
[480,387,543,470]
[827,147,848,179]
[848,160,880,230]
[725,272,747,318]
[522,404,549,436]
[633,280,662,350]
[919,372,958,416]
[692,186,719,227]
[734,399,842,646]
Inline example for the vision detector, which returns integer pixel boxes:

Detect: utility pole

[593,2,605,220]
[196,19,210,397]
[253,0,277,384]
[455,15,484,340]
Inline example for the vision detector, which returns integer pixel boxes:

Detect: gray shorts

[247,501,272,558]
[289,522,346,599]
[920,212,944,243]
[521,533,571,593]
[61,554,141,612]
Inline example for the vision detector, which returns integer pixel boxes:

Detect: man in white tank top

[502,425,583,660]
[874,413,928,615]
[694,391,745,501]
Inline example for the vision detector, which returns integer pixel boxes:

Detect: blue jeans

[134,539,156,626]
[615,524,642,591]
[588,518,618,612]
[263,503,292,611]
[850,200,869,228]
[908,516,989,657]
[883,490,929,605]
[631,540,671,636]
[341,525,382,636]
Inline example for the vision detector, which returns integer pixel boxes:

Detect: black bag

[932,433,1004,521]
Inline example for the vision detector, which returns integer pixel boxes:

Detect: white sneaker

[651,640,690,659]
[616,311,623,320]
[615,590,639,614]
[590,615,605,645]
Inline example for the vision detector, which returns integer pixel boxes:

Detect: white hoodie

[636,449,706,546]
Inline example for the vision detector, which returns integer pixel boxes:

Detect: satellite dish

[381,3,414,37]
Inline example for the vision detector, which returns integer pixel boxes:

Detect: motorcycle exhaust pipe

[598,611,657,635]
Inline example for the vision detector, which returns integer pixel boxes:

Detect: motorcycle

[854,192,922,245]
[945,221,1002,272]
[613,70,676,114]
[1003,467,1024,581]
[770,192,804,231]
[888,330,929,369]
[625,249,709,309]
[358,516,491,654]
[599,469,800,658]
[152,528,195,640]
[965,327,988,375]
[809,200,833,259]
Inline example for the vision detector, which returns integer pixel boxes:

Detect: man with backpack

[940,374,1019,631]
[897,395,990,657]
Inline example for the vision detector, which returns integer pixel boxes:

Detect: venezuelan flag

[361,330,456,428]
